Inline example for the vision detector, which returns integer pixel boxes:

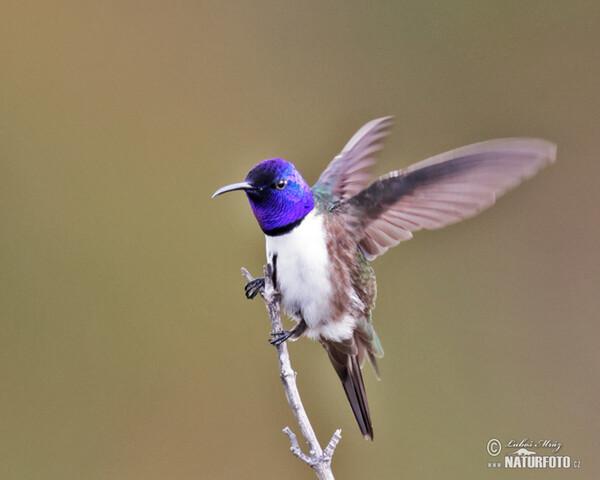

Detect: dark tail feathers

[322,339,374,440]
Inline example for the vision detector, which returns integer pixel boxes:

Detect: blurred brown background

[2,1,599,479]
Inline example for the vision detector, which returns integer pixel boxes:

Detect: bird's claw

[269,330,293,346]
[245,277,265,299]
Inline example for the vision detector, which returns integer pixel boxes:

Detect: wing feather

[312,116,394,202]
[344,138,556,260]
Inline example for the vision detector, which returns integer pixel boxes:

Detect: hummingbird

[212,117,556,440]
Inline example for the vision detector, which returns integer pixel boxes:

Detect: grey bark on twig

[242,265,342,480]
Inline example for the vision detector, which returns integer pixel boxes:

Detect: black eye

[273,179,288,190]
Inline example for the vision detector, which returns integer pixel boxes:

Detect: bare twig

[282,427,312,464]
[241,265,341,480]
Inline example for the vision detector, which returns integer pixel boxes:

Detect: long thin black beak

[211,181,256,198]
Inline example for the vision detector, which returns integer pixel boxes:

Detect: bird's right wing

[312,116,394,203]
[343,138,556,260]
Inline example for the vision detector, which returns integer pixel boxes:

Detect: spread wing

[312,116,394,203]
[344,138,556,260]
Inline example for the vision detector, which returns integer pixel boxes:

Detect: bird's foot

[244,277,265,299]
[269,330,294,346]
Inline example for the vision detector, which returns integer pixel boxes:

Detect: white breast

[265,211,357,341]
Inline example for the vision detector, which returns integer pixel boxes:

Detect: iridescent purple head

[212,158,314,235]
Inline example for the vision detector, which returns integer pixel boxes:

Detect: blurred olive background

[2,1,599,479]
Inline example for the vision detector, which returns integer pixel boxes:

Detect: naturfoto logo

[486,437,581,469]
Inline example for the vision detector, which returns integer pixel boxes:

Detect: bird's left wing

[312,116,394,203]
[343,138,556,260]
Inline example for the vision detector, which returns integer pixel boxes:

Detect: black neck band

[263,215,305,237]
